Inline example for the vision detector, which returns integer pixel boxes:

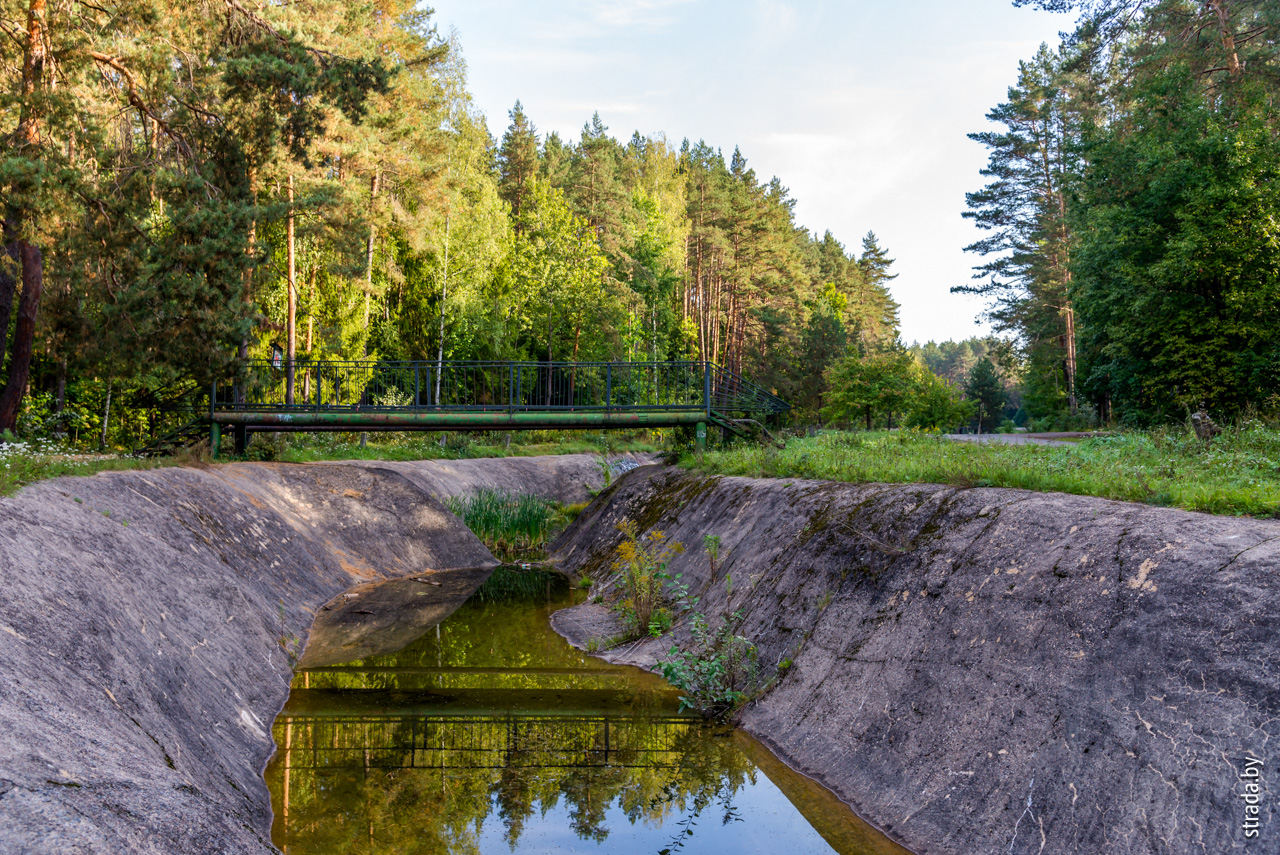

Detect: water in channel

[265,568,907,855]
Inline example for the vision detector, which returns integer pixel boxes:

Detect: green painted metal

[199,359,790,443]
[209,422,221,460]
[696,421,707,452]
[214,409,711,431]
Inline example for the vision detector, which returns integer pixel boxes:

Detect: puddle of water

[266,568,909,855]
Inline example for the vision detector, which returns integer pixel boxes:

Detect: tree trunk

[363,169,380,345]
[434,210,450,406]
[54,358,66,413]
[865,404,872,432]
[545,293,554,407]
[236,169,258,407]
[285,173,296,406]
[0,243,43,432]
[98,381,112,450]
[1064,300,1078,413]
[0,0,49,433]
[303,267,315,401]
[0,237,17,373]
[1207,0,1242,78]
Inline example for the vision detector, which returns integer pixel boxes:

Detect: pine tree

[964,357,1007,432]
[498,101,540,228]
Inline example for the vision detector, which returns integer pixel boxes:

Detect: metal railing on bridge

[192,359,789,457]
[214,359,788,419]
[276,712,700,772]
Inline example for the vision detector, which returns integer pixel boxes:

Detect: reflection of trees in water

[267,713,757,853]
[266,587,761,853]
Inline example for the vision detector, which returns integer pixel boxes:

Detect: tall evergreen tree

[498,101,540,229]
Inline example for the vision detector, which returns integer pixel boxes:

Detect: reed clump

[444,489,557,560]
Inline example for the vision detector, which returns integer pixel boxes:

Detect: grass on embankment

[682,426,1280,518]
[273,430,658,464]
[0,429,658,498]
[0,438,187,498]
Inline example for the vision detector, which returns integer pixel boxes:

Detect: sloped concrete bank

[550,466,1279,855]
[0,454,613,854]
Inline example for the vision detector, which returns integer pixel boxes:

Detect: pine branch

[89,51,193,159]
[219,0,337,67]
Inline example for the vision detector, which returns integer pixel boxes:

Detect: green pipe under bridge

[201,359,789,456]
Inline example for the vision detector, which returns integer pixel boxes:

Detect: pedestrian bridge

[203,359,789,456]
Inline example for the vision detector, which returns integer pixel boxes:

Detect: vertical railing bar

[703,361,711,419]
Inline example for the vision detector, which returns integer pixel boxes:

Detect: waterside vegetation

[443,488,562,562]
[683,426,1280,518]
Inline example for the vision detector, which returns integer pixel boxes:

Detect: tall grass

[685,425,1280,517]
[444,489,558,560]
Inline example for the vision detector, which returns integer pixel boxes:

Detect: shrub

[610,519,686,638]
[658,576,760,718]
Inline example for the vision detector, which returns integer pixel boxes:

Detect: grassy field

[681,426,1280,517]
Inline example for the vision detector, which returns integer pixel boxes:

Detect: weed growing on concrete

[658,575,761,718]
[657,540,762,718]
[610,519,687,639]
[275,600,302,664]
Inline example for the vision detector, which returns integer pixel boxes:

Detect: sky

[427,0,1076,345]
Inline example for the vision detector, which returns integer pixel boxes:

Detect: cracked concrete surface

[550,466,1279,855]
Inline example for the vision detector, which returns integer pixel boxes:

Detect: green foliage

[685,424,1280,517]
[658,576,760,718]
[822,346,919,429]
[609,519,687,639]
[964,358,1009,432]
[906,371,976,431]
[6,0,910,448]
[968,3,1280,425]
[443,489,556,561]
[1074,74,1280,422]
[243,432,288,461]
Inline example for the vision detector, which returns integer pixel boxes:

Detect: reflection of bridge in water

[277,711,702,772]
[200,359,789,456]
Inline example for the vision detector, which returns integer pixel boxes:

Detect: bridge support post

[209,422,221,460]
[234,424,248,456]
[696,421,706,452]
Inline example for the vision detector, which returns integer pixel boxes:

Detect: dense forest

[5,0,1277,448]
[0,0,903,444]
[962,0,1280,426]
